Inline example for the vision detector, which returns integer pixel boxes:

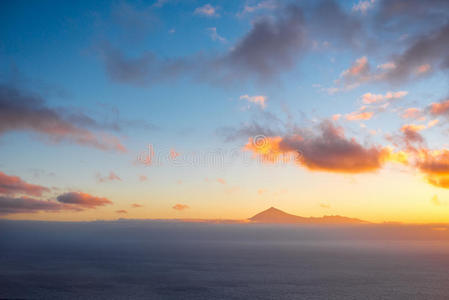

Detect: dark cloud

[56,192,113,208]
[0,171,50,196]
[400,125,425,149]
[219,4,305,81]
[376,0,449,32]
[0,196,68,215]
[285,121,389,173]
[383,23,449,84]
[99,3,306,85]
[309,0,363,48]
[98,42,191,86]
[0,84,126,152]
[0,191,112,215]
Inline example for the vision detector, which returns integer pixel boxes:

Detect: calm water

[1,220,449,299]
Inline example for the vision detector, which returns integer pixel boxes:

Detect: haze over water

[2,220,449,299]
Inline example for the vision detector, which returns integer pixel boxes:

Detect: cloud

[98,42,191,86]
[217,4,305,82]
[56,192,112,208]
[0,171,50,196]
[239,0,277,16]
[400,124,425,144]
[352,0,376,14]
[429,98,449,116]
[172,203,189,211]
[207,27,226,43]
[244,121,391,173]
[0,196,70,215]
[139,175,148,182]
[382,23,449,83]
[116,209,127,214]
[415,149,449,189]
[240,94,267,109]
[332,22,449,87]
[309,0,363,48]
[217,178,226,184]
[346,110,374,121]
[332,114,342,121]
[96,171,122,183]
[362,91,408,104]
[99,3,306,85]
[132,203,143,208]
[0,85,126,152]
[376,0,449,31]
[402,107,422,119]
[194,4,219,17]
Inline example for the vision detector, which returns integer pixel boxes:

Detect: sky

[0,0,449,223]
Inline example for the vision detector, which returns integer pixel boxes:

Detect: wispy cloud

[0,85,126,153]
[194,4,219,17]
[173,203,189,211]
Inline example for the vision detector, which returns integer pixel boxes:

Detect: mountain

[248,207,368,224]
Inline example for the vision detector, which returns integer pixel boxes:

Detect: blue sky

[1,0,449,222]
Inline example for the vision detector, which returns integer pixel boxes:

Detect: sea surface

[1,220,449,299]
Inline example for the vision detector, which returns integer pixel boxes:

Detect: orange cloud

[116,209,127,214]
[173,203,189,211]
[244,135,297,163]
[244,121,392,173]
[0,171,50,196]
[132,203,143,208]
[332,114,342,121]
[402,108,421,119]
[346,110,374,121]
[415,149,449,188]
[430,99,449,116]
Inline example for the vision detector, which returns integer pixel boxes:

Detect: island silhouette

[248,207,369,224]
[169,207,369,224]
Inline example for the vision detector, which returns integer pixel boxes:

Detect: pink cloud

[0,171,50,196]
[217,178,226,184]
[97,171,122,183]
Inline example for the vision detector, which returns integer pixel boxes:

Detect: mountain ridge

[248,207,369,224]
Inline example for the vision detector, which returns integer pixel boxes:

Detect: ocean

[1,220,449,299]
